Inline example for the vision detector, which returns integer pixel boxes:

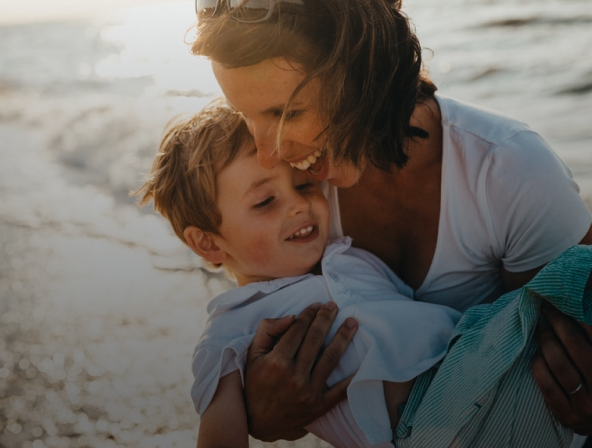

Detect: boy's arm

[197,371,249,448]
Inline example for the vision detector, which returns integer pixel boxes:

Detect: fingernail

[309,302,322,310]
[324,301,337,310]
[345,317,358,329]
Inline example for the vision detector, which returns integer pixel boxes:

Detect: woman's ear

[184,226,227,264]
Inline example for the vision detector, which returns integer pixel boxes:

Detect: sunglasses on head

[195,0,305,23]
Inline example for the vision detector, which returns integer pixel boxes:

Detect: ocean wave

[555,79,592,95]
[481,14,592,28]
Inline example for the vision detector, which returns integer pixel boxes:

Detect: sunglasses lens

[196,0,219,11]
[228,0,271,8]
[229,0,274,22]
[197,0,302,23]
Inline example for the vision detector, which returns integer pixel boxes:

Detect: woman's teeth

[289,226,314,239]
[290,151,322,171]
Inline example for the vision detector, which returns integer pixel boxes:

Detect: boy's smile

[209,143,330,285]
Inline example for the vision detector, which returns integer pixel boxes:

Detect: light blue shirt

[192,237,462,447]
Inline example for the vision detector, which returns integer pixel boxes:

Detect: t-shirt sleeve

[190,335,251,415]
[486,130,591,272]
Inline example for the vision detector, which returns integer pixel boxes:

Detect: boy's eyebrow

[242,176,274,201]
[240,148,275,200]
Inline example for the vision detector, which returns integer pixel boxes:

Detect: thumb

[248,315,295,360]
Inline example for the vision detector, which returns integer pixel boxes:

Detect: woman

[191,0,592,444]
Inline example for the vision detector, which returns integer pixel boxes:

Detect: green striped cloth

[395,245,592,448]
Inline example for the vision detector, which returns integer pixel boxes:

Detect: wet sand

[0,122,336,448]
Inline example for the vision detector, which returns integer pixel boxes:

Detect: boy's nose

[287,193,310,217]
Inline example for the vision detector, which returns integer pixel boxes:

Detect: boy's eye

[296,182,314,192]
[254,196,274,209]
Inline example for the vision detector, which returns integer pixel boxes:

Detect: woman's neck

[336,96,443,287]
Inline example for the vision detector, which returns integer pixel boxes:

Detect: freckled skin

[212,59,361,187]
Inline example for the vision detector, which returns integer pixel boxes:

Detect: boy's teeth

[290,226,314,239]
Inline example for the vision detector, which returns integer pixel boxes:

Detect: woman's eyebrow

[261,100,306,115]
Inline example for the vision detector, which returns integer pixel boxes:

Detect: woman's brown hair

[192,0,436,171]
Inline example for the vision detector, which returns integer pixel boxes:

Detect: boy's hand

[244,302,358,442]
[532,303,592,435]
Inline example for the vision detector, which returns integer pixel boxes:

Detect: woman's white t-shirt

[324,95,591,311]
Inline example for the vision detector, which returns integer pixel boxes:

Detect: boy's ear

[184,226,227,264]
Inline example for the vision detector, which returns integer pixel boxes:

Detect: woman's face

[212,58,361,187]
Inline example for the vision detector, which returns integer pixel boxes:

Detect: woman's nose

[254,136,281,169]
[250,123,282,169]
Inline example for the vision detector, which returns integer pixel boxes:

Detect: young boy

[136,102,590,448]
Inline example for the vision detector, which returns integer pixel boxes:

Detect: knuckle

[315,307,336,323]
[533,375,555,398]
[552,359,573,378]
[562,324,585,346]
[266,354,291,375]
[561,415,576,428]
[334,325,354,342]
[284,371,307,391]
[583,400,592,418]
[300,390,319,407]
[322,346,341,367]
[306,326,326,346]
[298,306,318,321]
[292,315,314,333]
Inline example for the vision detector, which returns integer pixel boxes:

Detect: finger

[534,314,592,435]
[531,347,572,421]
[537,309,583,393]
[542,304,592,385]
[578,319,592,345]
[271,303,323,360]
[310,316,358,385]
[319,374,354,412]
[248,315,296,362]
[295,301,340,376]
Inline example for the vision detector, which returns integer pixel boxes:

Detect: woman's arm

[531,225,592,436]
[244,302,358,442]
[197,371,249,448]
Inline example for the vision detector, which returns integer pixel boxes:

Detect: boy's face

[212,144,330,286]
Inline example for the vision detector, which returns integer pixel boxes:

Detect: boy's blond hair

[134,101,251,244]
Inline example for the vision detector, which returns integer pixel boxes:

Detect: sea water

[0,0,591,447]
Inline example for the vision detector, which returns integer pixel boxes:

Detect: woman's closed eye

[272,109,301,120]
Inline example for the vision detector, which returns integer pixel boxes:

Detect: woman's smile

[212,59,361,187]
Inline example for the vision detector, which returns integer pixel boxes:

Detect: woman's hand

[532,303,592,435]
[244,302,358,442]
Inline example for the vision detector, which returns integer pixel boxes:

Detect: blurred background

[0,0,591,447]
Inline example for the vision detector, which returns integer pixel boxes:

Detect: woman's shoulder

[436,95,561,174]
[436,95,532,147]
